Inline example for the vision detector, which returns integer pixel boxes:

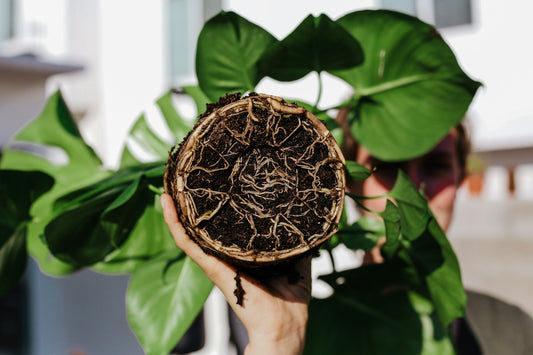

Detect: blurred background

[1,0,532,354]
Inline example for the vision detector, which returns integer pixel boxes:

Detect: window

[0,0,15,41]
[433,0,472,28]
[381,0,417,17]
[166,0,221,84]
[167,0,198,81]
[380,0,472,28]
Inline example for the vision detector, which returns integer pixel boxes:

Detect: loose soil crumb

[233,270,245,306]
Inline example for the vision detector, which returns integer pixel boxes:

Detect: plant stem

[149,184,165,195]
[353,73,441,97]
[313,71,323,113]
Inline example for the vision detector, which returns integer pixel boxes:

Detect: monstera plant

[0,9,479,355]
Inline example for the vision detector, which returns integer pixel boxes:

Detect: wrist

[244,321,307,355]
[245,338,305,355]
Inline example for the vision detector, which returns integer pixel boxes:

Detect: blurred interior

[1,0,532,354]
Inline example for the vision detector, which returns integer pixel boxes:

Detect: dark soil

[166,94,344,266]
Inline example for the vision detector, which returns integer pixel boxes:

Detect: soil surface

[166,94,344,266]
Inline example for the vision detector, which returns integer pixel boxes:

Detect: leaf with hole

[0,91,108,275]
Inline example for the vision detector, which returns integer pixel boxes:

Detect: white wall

[96,0,167,167]
[41,1,169,167]
[441,0,533,151]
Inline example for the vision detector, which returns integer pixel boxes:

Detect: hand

[161,194,311,355]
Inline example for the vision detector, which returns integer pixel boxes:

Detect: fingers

[160,194,237,290]
[160,194,312,306]
[160,194,197,254]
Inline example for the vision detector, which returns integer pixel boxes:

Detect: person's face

[348,130,461,232]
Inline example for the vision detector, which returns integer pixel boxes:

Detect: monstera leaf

[91,200,176,274]
[332,10,481,160]
[196,11,277,101]
[0,91,109,275]
[44,163,164,267]
[50,88,196,272]
[257,14,363,82]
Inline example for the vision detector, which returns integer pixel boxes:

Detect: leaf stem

[352,73,444,97]
[149,184,165,195]
[313,71,323,113]
[346,191,386,201]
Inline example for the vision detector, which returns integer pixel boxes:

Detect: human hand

[161,194,311,355]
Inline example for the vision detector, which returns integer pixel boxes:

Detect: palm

[161,193,311,354]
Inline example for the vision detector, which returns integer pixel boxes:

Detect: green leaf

[156,91,192,142]
[50,163,162,213]
[120,90,194,166]
[119,145,142,169]
[1,91,104,176]
[0,91,108,275]
[126,249,213,355]
[305,287,454,354]
[319,262,404,294]
[0,226,27,296]
[101,176,152,248]
[196,11,277,101]
[336,216,384,251]
[0,170,54,237]
[320,114,344,147]
[376,171,465,326]
[398,218,467,327]
[92,201,176,274]
[0,170,55,295]
[258,14,363,82]
[343,168,465,327]
[45,164,164,266]
[387,170,430,240]
[128,114,170,160]
[44,185,124,266]
[345,160,371,181]
[181,85,211,117]
[379,199,401,249]
[334,10,481,160]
